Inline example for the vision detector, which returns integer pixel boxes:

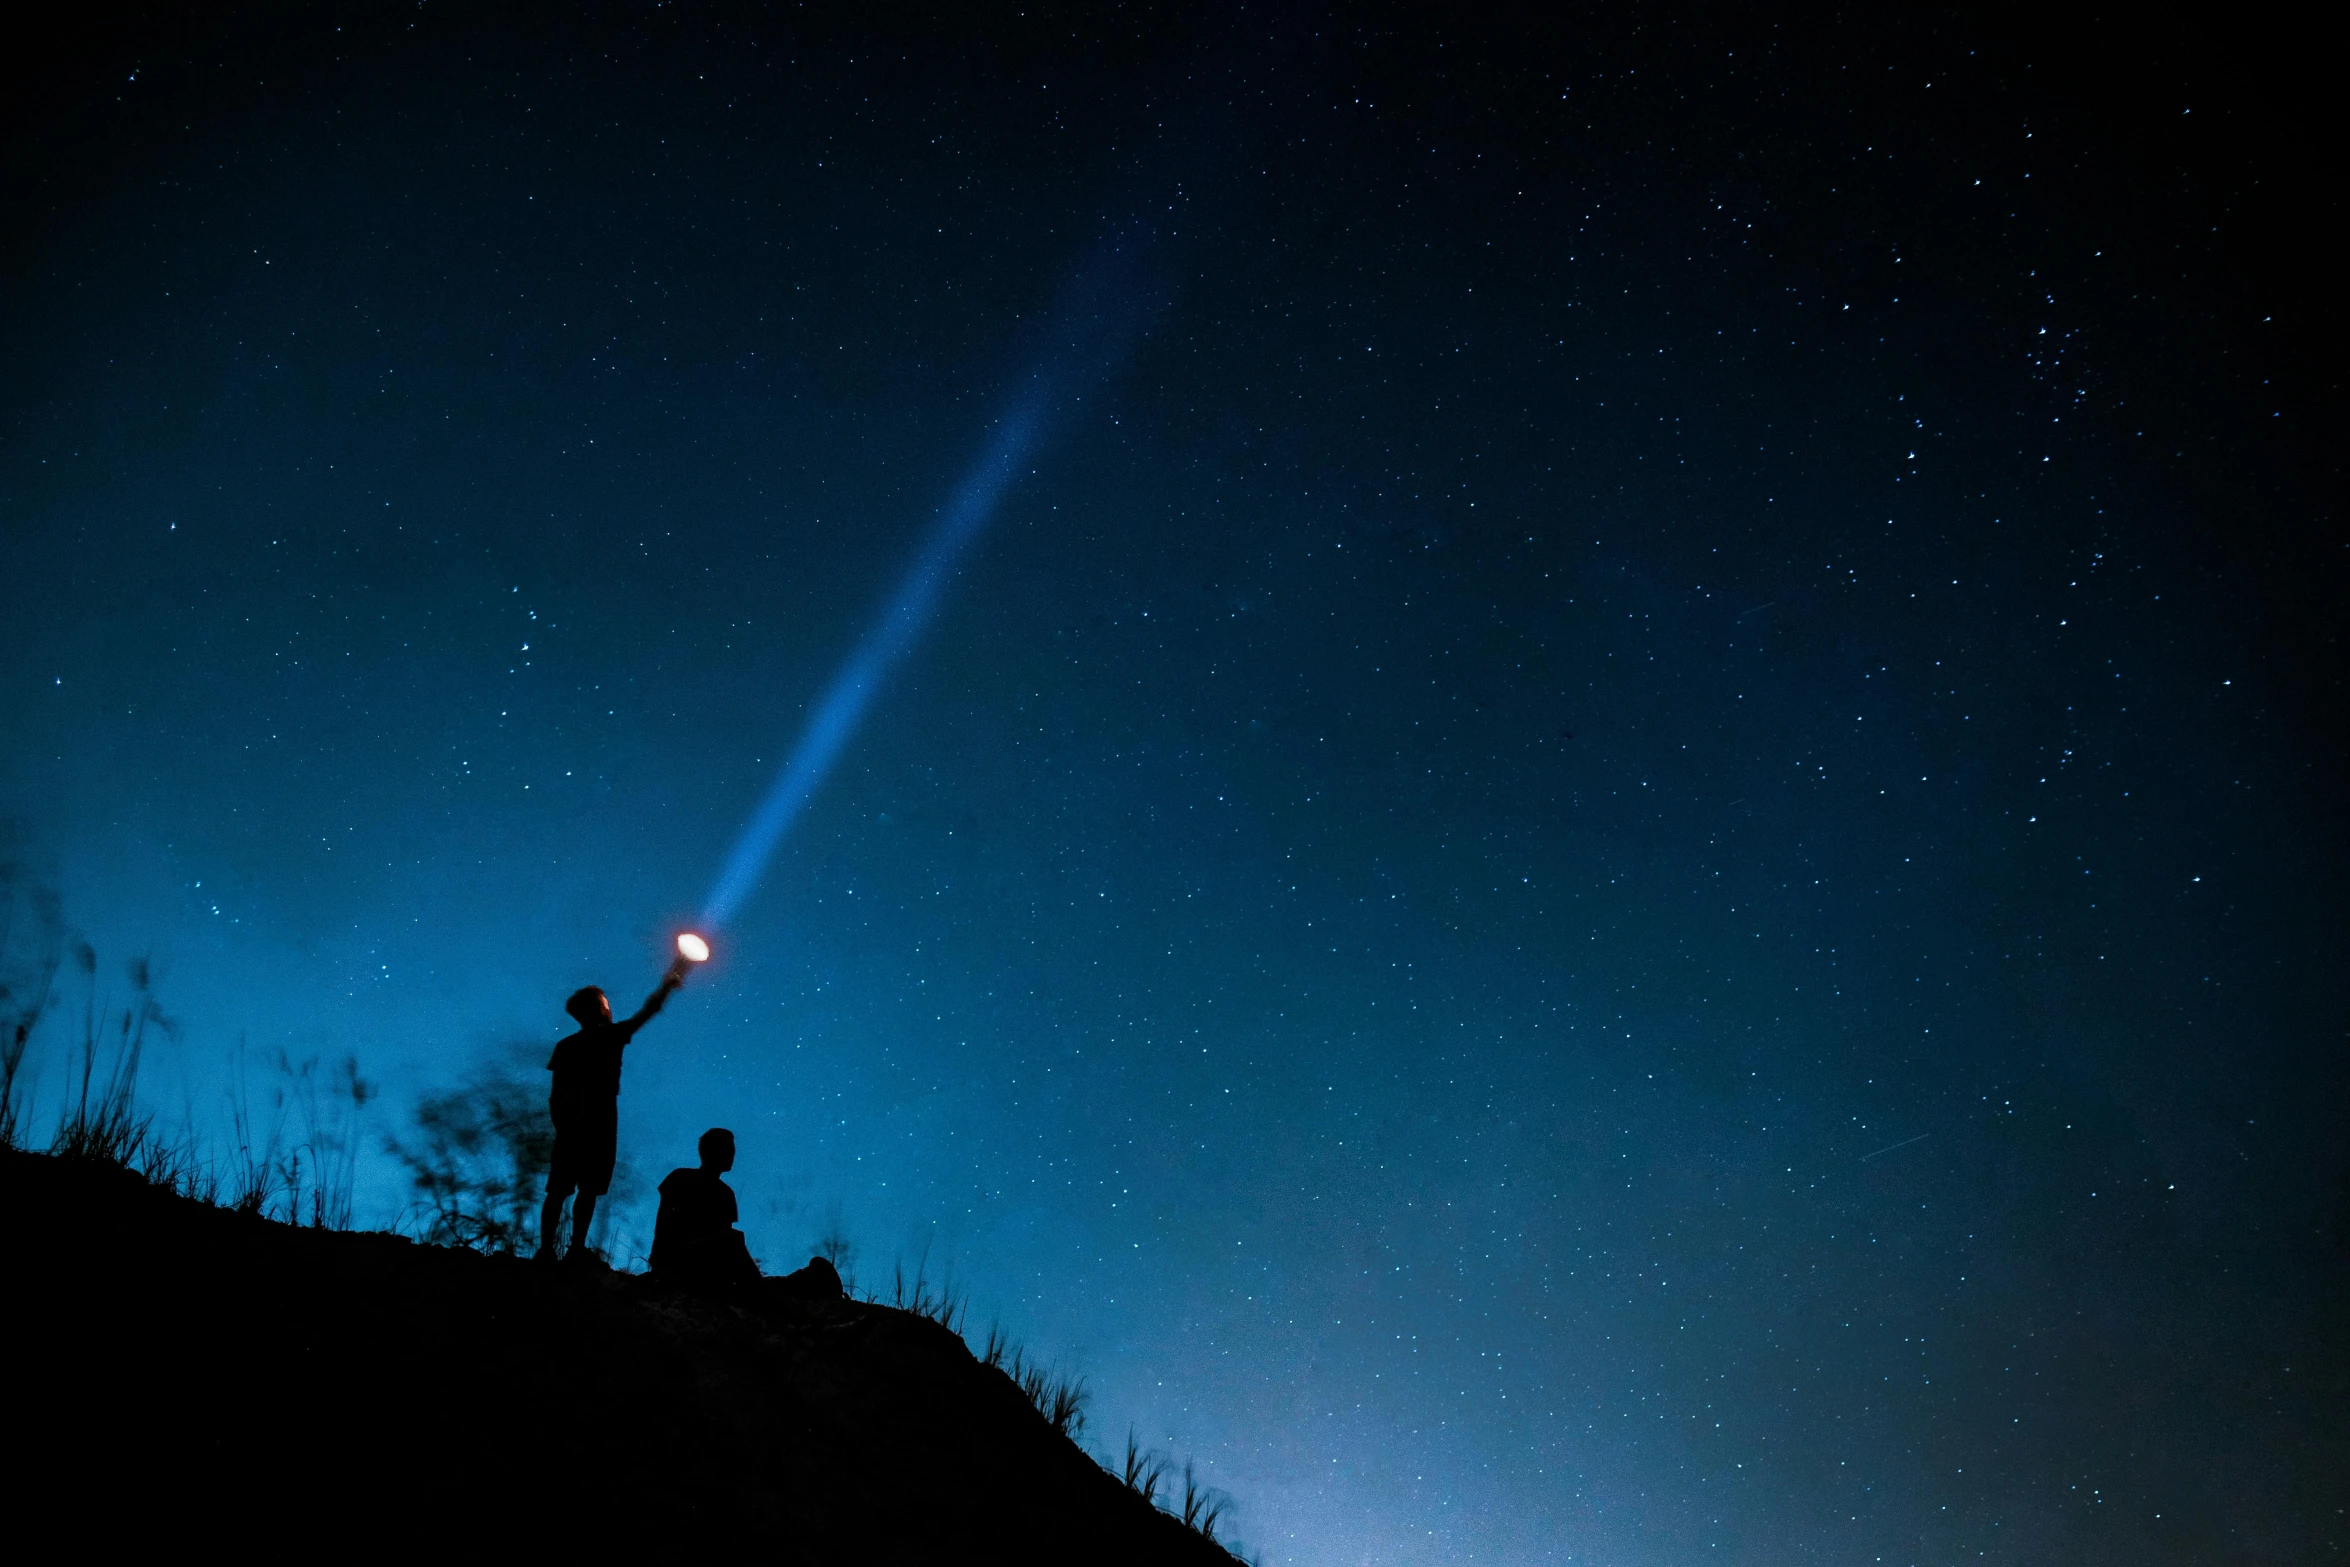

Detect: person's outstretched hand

[663,956,691,987]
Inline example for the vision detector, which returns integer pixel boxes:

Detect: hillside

[5,1148,1241,1561]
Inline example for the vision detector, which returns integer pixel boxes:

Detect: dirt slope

[6,1149,1234,1563]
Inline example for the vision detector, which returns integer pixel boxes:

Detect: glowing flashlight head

[677,932,711,964]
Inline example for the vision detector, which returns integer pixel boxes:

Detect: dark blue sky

[3,7,2339,1561]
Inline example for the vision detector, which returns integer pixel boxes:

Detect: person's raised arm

[624,958,690,1031]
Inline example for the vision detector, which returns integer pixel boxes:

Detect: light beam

[697,397,1044,930]
[695,217,1166,934]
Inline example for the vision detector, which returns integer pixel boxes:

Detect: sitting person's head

[565,986,612,1026]
[698,1127,736,1175]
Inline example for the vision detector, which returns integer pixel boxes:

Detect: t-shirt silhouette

[548,1014,657,1122]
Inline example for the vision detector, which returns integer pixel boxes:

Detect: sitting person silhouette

[539,953,691,1265]
[651,1127,760,1289]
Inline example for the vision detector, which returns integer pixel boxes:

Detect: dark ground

[6,1148,1232,1562]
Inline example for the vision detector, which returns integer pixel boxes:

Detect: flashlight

[667,931,711,983]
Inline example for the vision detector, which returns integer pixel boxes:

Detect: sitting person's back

[651,1128,759,1289]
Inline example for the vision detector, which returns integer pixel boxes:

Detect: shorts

[547,1111,618,1199]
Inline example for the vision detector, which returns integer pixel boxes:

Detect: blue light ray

[696,211,1170,934]
[699,396,1044,931]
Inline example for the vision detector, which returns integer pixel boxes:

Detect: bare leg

[571,1192,600,1254]
[540,1188,568,1259]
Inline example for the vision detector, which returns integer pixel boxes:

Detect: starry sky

[2,7,2340,1562]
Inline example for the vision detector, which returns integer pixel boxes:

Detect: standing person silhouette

[539,951,692,1264]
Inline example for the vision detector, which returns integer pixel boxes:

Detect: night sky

[3,7,2340,1562]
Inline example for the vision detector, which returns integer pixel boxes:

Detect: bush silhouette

[389,1059,555,1253]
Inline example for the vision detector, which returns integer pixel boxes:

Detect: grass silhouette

[0,833,63,1151]
[50,954,164,1165]
[1124,1427,1172,1505]
[881,1238,967,1335]
[975,1317,1091,1442]
[813,1198,858,1288]
[388,1057,554,1253]
[1119,1429,1251,1558]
